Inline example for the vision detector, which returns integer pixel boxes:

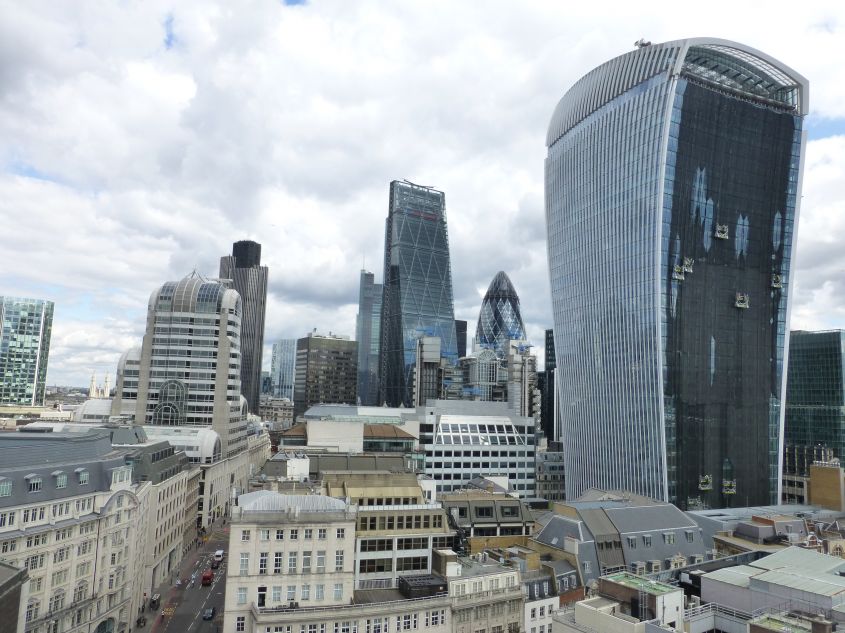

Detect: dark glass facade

[380,181,457,407]
[455,320,467,358]
[785,330,845,462]
[220,240,268,413]
[546,39,807,507]
[356,270,382,406]
[0,297,54,406]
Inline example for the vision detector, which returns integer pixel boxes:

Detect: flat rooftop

[603,572,678,596]
[749,613,814,632]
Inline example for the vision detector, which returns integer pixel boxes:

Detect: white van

[213,550,224,562]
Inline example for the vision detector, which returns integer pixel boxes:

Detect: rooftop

[238,490,348,513]
[603,572,678,596]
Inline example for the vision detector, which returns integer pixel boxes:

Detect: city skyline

[1,2,844,387]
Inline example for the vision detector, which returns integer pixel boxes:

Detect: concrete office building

[293,332,357,418]
[356,271,382,406]
[127,273,247,458]
[0,297,54,407]
[0,430,139,633]
[270,339,296,400]
[220,240,269,413]
[546,38,808,507]
[380,180,458,407]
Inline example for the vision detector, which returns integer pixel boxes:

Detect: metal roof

[238,490,347,513]
[750,546,845,574]
[753,568,845,597]
[701,564,758,588]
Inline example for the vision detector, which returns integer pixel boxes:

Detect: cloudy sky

[1,0,844,387]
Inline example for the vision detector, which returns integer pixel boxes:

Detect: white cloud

[0,0,844,385]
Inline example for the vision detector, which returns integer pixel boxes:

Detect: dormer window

[25,474,42,493]
[0,478,11,497]
[53,471,67,489]
[76,469,90,485]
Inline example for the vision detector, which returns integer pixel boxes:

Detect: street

[149,525,230,633]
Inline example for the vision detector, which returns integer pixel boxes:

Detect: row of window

[624,531,695,548]
[240,551,345,575]
[242,527,346,542]
[254,614,445,633]
[0,470,90,497]
[358,515,443,532]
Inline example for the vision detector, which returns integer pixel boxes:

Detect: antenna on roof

[634,38,652,48]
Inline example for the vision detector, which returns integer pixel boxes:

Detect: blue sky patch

[163,13,176,50]
[805,115,845,141]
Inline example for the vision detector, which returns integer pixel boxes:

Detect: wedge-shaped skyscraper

[380,180,457,407]
[545,38,808,508]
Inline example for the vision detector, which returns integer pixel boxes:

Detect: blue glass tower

[476,271,527,357]
[545,38,808,507]
[380,180,457,407]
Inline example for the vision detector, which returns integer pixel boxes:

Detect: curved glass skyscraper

[380,180,457,407]
[476,271,527,357]
[545,38,808,508]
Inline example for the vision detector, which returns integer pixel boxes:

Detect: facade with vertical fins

[220,240,268,413]
[545,38,808,507]
[380,180,457,407]
[356,270,382,406]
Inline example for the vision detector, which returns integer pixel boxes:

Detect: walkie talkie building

[545,38,808,507]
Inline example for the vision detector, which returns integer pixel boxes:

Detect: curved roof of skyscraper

[475,271,527,357]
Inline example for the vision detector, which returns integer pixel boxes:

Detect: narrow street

[148,524,230,633]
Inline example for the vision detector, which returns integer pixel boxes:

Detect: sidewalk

[146,521,230,633]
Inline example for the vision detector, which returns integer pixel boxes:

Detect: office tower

[380,180,458,407]
[546,38,808,507]
[355,270,382,406]
[455,319,467,358]
[293,331,357,417]
[133,273,246,456]
[0,296,54,406]
[220,239,268,413]
[539,329,557,441]
[271,339,296,400]
[475,271,527,357]
[785,330,845,463]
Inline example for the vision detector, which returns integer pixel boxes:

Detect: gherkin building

[475,271,527,357]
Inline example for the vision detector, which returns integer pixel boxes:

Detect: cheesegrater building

[545,38,808,508]
[380,180,458,407]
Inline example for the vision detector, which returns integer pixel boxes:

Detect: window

[78,471,89,485]
[627,536,637,549]
[274,552,283,574]
[73,583,87,602]
[642,535,652,547]
[315,584,324,600]
[240,553,249,576]
[259,553,268,574]
[272,586,282,602]
[26,600,40,623]
[0,480,11,497]
[318,528,327,540]
[56,473,67,489]
[237,587,247,604]
[302,551,312,573]
[237,616,245,632]
[260,529,270,541]
[288,552,297,573]
[28,477,42,493]
[336,528,345,539]
[287,585,296,601]
[304,529,313,540]
[334,583,343,600]
[663,532,675,545]
[531,608,536,620]
[301,584,310,600]
[276,529,285,540]
[290,529,298,540]
[685,531,695,543]
[241,529,251,542]
[582,561,591,574]
[49,590,65,612]
[335,550,344,571]
[316,551,326,573]
[0,510,15,526]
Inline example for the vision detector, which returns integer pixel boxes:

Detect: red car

[201,569,214,586]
